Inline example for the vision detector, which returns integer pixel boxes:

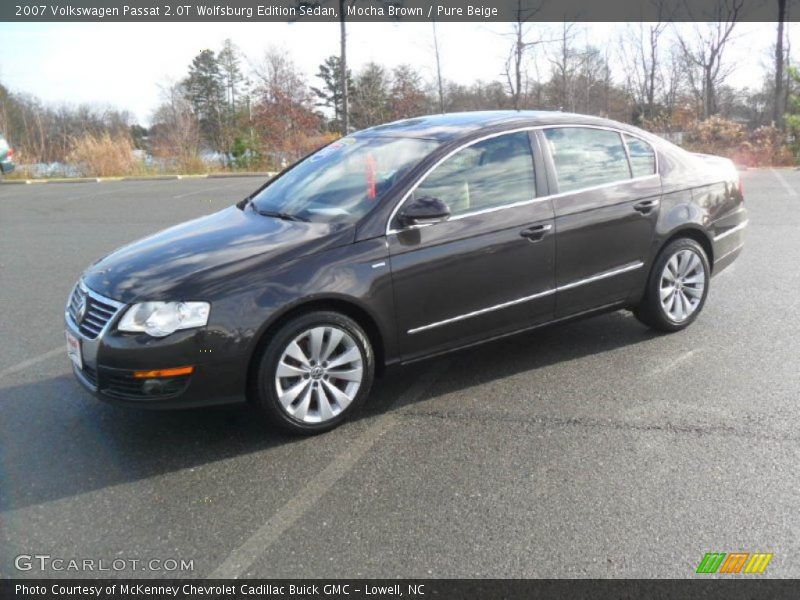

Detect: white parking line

[173,181,249,199]
[647,349,700,378]
[771,169,798,198]
[208,361,448,579]
[0,347,63,381]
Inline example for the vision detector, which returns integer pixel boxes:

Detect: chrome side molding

[408,260,644,334]
[713,219,749,242]
[407,288,556,335]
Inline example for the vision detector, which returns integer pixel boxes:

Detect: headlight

[118,302,210,337]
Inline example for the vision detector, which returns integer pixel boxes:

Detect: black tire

[252,310,375,435]
[634,237,711,332]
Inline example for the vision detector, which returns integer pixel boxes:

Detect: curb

[0,172,273,185]
[120,175,182,181]
[207,172,274,179]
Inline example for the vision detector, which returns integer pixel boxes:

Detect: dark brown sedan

[66,111,747,433]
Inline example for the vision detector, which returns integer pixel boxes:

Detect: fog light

[142,379,164,396]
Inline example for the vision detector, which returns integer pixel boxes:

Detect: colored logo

[696,552,773,574]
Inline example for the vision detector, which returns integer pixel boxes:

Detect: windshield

[250,136,439,224]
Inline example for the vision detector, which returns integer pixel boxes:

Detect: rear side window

[412,131,536,217]
[543,127,631,193]
[624,134,656,178]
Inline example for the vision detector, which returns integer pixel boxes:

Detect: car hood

[83,205,355,303]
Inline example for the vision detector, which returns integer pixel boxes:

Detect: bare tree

[661,46,686,124]
[151,80,202,169]
[620,21,668,121]
[251,48,322,163]
[547,22,580,111]
[502,1,551,110]
[675,0,745,118]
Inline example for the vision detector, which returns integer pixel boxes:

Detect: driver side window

[412,131,536,218]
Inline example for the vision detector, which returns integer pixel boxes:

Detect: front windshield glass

[250,135,439,224]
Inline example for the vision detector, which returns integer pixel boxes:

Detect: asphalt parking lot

[1,169,799,579]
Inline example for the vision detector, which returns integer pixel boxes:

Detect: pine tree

[311,56,352,132]
[218,39,244,113]
[184,49,226,151]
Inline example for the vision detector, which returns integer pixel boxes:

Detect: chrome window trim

[713,219,749,242]
[542,126,659,193]
[386,123,661,236]
[620,131,635,178]
[620,131,659,178]
[407,260,644,334]
[64,280,126,341]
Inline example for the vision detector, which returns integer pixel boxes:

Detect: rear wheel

[634,238,710,332]
[253,311,374,434]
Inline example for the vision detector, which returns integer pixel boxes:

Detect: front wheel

[253,311,375,434]
[634,238,710,332]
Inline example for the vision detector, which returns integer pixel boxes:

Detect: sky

[0,21,795,125]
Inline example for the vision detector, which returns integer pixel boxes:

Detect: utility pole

[774,0,787,128]
[339,0,349,135]
[433,20,445,113]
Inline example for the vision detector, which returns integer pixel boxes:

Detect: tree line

[0,10,799,175]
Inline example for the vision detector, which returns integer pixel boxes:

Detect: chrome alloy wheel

[659,248,706,323]
[274,326,364,423]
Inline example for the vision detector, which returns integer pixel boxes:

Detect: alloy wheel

[274,326,364,424]
[659,248,706,323]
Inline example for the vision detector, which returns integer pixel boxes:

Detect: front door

[387,130,556,361]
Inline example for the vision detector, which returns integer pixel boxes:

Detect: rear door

[539,127,661,317]
[388,130,556,361]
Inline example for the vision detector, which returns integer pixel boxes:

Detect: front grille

[67,282,124,339]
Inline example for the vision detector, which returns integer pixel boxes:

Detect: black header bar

[1,0,794,23]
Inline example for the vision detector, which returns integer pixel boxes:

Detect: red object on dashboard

[365,155,377,200]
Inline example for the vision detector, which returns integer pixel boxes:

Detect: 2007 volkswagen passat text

[65,111,747,434]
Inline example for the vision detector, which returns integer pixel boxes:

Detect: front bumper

[65,286,247,409]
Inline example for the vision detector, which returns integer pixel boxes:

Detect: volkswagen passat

[66,111,746,434]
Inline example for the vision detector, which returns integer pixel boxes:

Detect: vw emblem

[76,294,87,323]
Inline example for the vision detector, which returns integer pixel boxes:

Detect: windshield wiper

[253,207,309,222]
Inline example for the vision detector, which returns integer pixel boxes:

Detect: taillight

[6,147,13,160]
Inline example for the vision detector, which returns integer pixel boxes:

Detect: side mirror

[397,196,451,227]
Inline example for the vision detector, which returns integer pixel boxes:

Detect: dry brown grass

[68,132,141,177]
[684,116,796,167]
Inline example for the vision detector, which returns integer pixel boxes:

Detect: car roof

[356,110,631,142]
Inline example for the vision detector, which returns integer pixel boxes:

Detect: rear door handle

[519,223,552,242]
[634,199,660,214]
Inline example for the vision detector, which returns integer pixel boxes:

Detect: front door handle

[633,199,660,214]
[519,223,552,242]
